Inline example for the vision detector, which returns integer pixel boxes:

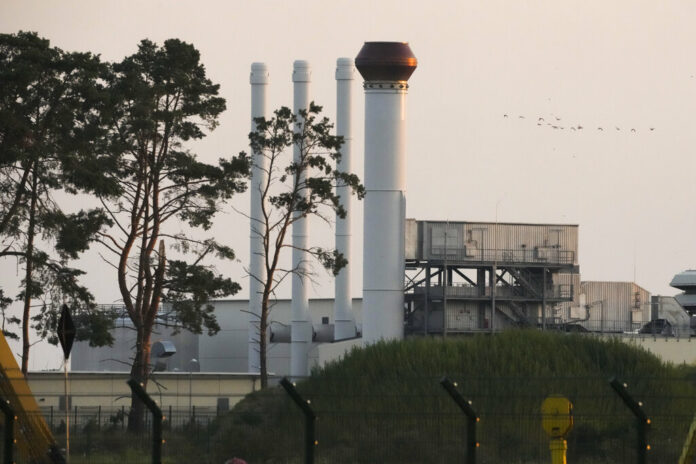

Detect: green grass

[210,331,696,463]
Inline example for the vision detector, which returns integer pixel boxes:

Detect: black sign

[57,304,76,360]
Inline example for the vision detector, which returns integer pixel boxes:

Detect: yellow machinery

[678,413,696,464]
[0,331,61,462]
[541,395,573,464]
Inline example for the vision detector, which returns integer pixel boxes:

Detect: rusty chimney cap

[355,42,417,82]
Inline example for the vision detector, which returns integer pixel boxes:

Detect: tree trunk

[260,306,268,388]
[127,326,151,432]
[21,168,38,375]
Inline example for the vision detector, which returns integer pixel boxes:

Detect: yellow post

[549,437,567,464]
[541,395,573,464]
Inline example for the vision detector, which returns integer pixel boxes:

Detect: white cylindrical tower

[356,42,417,344]
[291,60,313,378]
[248,62,269,372]
[333,58,357,341]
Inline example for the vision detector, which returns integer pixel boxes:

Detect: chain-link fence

[2,375,696,463]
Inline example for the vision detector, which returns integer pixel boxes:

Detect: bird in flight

[503,114,508,118]
[631,128,636,133]
[519,115,525,119]
[598,127,604,131]
[649,128,655,131]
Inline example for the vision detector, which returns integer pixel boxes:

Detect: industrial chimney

[355,42,417,343]
[334,58,357,340]
[248,62,269,372]
[290,60,313,378]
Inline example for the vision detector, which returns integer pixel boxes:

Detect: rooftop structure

[404,219,579,334]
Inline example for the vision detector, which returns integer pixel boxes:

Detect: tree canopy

[0,31,116,372]
[94,38,248,430]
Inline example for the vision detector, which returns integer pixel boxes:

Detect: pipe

[248,62,269,373]
[355,42,417,343]
[334,58,357,341]
[291,60,313,378]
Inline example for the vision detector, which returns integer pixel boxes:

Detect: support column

[425,264,431,335]
[490,266,497,333]
[477,268,486,329]
[542,267,547,330]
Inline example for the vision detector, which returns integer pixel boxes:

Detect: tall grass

[211,331,696,463]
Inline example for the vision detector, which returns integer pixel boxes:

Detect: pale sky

[2,1,696,369]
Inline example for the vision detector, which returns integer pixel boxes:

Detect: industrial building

[72,299,363,374]
[404,219,578,334]
[68,42,693,382]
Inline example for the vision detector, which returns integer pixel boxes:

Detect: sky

[2,0,696,369]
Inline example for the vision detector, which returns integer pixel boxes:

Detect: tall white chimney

[290,60,313,378]
[248,62,269,372]
[356,42,417,343]
[333,58,357,341]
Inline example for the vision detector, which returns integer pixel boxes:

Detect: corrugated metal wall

[579,282,651,332]
[406,220,578,265]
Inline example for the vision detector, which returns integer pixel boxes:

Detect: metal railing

[413,284,574,300]
[429,247,575,265]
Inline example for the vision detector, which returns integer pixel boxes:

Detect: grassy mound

[210,331,696,463]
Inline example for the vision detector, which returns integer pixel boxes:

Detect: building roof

[670,270,696,291]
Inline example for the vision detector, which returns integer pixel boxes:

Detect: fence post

[440,377,478,463]
[0,398,14,464]
[280,377,316,464]
[127,379,163,464]
[609,377,650,464]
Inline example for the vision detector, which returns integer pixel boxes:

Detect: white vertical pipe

[357,42,417,344]
[362,88,408,342]
[334,58,357,341]
[291,60,313,378]
[248,63,269,373]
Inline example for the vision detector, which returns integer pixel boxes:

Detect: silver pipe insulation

[290,60,313,378]
[333,58,357,341]
[248,62,269,372]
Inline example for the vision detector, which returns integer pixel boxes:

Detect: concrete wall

[595,333,696,365]
[27,371,259,411]
[309,338,363,371]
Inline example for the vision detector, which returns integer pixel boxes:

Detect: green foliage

[246,102,364,387]
[211,332,696,463]
[93,38,248,431]
[0,31,116,369]
[97,37,248,336]
[164,259,241,336]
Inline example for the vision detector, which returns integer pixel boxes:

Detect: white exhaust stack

[248,62,269,372]
[356,42,417,343]
[333,58,357,341]
[291,60,313,378]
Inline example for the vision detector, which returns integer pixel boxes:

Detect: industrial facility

[68,42,695,381]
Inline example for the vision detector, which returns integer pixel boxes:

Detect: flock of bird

[503,113,655,133]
